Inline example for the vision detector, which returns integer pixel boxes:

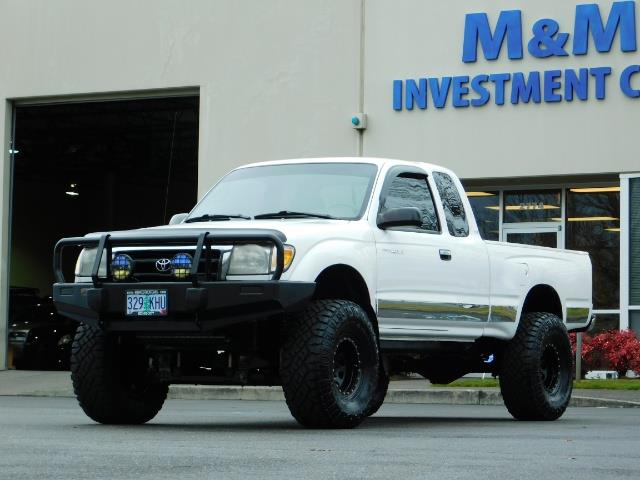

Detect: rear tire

[280,300,379,428]
[71,324,167,424]
[499,312,573,421]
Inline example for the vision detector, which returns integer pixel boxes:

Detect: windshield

[188,163,378,221]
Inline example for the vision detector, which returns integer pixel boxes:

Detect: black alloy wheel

[540,343,562,395]
[333,337,362,397]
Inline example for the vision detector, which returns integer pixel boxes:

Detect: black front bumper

[53,281,316,332]
[52,228,314,332]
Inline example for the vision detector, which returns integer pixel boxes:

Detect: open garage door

[7,95,199,369]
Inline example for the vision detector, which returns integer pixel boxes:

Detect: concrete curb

[384,388,503,405]
[168,385,285,402]
[2,376,638,408]
[166,385,640,408]
[570,396,640,408]
[0,388,75,398]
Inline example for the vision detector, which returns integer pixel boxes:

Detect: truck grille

[117,248,223,282]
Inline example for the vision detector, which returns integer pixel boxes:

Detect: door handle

[439,249,452,261]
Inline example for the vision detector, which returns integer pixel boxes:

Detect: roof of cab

[237,157,456,177]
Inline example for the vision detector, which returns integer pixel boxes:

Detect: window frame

[621,173,640,331]
[377,166,442,235]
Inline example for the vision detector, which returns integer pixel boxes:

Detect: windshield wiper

[254,210,337,220]
[184,213,251,223]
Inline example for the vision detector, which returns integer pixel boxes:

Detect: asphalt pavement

[0,396,639,480]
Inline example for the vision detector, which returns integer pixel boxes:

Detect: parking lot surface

[1,396,639,480]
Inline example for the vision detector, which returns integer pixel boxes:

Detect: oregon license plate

[126,289,168,316]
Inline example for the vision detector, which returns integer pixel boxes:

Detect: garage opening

[8,95,199,369]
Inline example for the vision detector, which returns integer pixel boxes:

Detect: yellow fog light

[111,254,133,281]
[171,253,193,279]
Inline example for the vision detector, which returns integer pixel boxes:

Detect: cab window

[380,172,440,232]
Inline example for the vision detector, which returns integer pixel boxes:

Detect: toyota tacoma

[53,158,592,428]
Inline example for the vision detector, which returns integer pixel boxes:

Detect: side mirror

[169,213,189,225]
[377,207,423,229]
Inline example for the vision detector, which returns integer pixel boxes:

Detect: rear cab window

[432,171,469,237]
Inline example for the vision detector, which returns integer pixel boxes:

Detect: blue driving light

[111,254,133,281]
[172,253,193,279]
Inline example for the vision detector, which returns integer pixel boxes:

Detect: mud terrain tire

[499,312,573,421]
[280,300,378,428]
[71,324,168,424]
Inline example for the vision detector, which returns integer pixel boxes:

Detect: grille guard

[53,228,287,287]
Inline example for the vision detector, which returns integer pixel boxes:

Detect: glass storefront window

[504,190,561,223]
[566,186,620,310]
[592,314,620,334]
[505,231,558,248]
[466,191,499,240]
[630,311,640,334]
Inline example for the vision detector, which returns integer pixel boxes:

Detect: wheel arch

[313,264,378,335]
[520,284,563,321]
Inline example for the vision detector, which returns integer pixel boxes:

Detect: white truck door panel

[374,167,490,341]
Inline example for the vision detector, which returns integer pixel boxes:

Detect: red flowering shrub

[570,330,640,377]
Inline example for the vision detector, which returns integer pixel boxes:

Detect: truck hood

[90,218,368,244]
[144,218,359,242]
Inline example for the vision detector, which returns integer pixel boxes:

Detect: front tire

[365,364,389,417]
[71,324,168,424]
[499,312,573,421]
[280,300,379,428]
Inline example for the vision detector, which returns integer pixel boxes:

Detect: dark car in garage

[9,287,76,370]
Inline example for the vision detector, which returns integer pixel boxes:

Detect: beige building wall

[363,0,640,179]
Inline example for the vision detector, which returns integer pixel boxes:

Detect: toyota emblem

[155,258,171,272]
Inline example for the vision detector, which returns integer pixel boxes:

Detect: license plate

[126,289,168,316]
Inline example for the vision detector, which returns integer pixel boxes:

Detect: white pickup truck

[53,157,592,428]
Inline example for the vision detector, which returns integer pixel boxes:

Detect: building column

[620,175,630,331]
[0,101,12,370]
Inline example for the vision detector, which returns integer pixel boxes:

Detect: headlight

[74,248,107,278]
[228,244,271,275]
[228,244,295,275]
